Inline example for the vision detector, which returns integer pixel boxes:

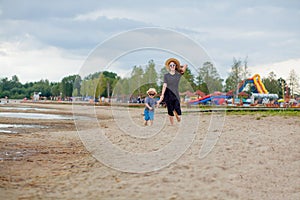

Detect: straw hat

[165,58,180,70]
[147,88,157,95]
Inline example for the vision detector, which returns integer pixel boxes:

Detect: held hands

[157,95,164,105]
[160,95,164,101]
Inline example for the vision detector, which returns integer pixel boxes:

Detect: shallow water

[0,149,38,161]
[0,124,48,128]
[0,112,73,120]
[0,124,49,134]
[0,129,18,134]
[0,106,55,111]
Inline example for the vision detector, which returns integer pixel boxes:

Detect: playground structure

[189,92,227,105]
[238,74,268,94]
[189,74,282,106]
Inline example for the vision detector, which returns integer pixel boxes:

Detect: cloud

[77,28,213,80]
[249,58,300,81]
[73,9,124,21]
[0,0,300,84]
[0,38,83,83]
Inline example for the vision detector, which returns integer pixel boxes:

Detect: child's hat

[147,88,157,95]
[165,58,180,70]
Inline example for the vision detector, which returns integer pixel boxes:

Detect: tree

[102,71,119,98]
[0,77,10,98]
[143,60,158,88]
[158,66,168,93]
[73,75,82,96]
[129,65,144,96]
[197,61,223,93]
[60,75,77,98]
[277,77,287,99]
[80,79,91,97]
[287,69,300,98]
[262,72,281,95]
[113,77,130,102]
[79,71,120,99]
[95,73,107,99]
[241,57,250,80]
[195,66,208,94]
[179,67,195,93]
[30,79,51,98]
[0,76,24,98]
[51,82,60,97]
[225,57,250,92]
[11,75,20,83]
[80,78,99,98]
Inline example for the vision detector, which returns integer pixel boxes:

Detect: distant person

[158,58,187,125]
[144,88,158,126]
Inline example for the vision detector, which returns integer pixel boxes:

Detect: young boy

[144,88,158,126]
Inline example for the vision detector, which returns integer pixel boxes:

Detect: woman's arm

[158,83,167,104]
[181,64,188,74]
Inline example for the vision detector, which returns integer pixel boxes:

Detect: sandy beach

[0,102,299,199]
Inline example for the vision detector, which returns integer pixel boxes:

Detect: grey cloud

[1,15,150,49]
[1,0,299,82]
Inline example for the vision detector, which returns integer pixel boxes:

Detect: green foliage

[180,68,196,92]
[0,76,55,99]
[114,78,130,98]
[100,71,120,98]
[262,72,282,95]
[227,109,300,117]
[95,73,107,98]
[80,71,120,98]
[287,69,300,97]
[115,60,159,98]
[1,58,298,101]
[73,75,82,96]
[142,60,158,92]
[158,67,168,93]
[197,61,223,93]
[179,68,195,93]
[0,76,59,99]
[51,82,60,96]
[60,75,77,98]
[224,57,250,92]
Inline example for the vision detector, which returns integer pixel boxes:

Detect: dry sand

[0,102,299,199]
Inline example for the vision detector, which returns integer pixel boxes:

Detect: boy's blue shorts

[144,109,154,120]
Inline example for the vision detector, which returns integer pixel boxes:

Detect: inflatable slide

[238,74,268,94]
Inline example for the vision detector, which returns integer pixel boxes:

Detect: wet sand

[0,102,299,199]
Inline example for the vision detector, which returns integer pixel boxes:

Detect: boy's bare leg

[144,120,148,126]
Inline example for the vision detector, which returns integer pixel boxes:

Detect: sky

[0,0,300,84]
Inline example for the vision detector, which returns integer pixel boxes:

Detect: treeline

[0,59,299,100]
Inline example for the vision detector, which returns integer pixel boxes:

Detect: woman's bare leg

[174,111,181,122]
[169,115,174,125]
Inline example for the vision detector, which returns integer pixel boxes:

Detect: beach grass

[226,109,300,117]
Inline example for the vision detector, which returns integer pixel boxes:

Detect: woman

[159,58,187,125]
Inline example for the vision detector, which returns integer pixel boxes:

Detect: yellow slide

[252,74,268,94]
